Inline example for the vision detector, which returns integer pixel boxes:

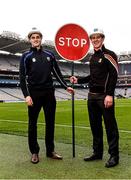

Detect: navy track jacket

[19,47,67,97]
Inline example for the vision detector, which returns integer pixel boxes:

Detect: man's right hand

[25,96,33,106]
[70,76,78,84]
[66,87,75,94]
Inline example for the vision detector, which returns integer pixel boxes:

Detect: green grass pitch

[0,99,131,179]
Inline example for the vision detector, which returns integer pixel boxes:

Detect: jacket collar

[94,45,106,54]
[30,46,43,52]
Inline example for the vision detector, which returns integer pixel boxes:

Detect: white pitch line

[0,119,131,134]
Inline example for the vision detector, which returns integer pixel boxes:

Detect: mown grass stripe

[0,119,131,133]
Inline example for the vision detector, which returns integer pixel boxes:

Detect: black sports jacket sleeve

[19,54,30,98]
[52,57,68,89]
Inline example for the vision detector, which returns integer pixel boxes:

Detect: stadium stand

[0,87,24,102]
[0,53,19,70]
[1,30,131,101]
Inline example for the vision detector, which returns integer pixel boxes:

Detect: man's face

[29,33,42,48]
[90,34,104,50]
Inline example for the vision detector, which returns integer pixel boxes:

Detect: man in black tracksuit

[19,28,74,164]
[70,28,119,168]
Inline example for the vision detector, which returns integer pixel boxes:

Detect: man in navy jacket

[20,28,74,164]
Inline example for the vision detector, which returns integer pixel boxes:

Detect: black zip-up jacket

[19,47,67,97]
[78,45,118,96]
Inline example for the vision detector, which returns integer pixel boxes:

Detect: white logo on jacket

[47,57,50,61]
[32,58,36,62]
[98,58,102,63]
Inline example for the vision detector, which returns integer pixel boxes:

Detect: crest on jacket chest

[98,58,102,63]
[47,57,51,61]
[32,58,36,62]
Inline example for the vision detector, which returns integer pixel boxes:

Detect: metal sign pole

[71,61,75,157]
[54,23,90,158]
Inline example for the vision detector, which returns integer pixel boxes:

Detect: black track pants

[28,89,56,155]
[88,93,119,157]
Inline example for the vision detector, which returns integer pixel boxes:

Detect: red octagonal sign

[55,23,90,61]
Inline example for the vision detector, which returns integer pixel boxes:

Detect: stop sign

[55,23,90,61]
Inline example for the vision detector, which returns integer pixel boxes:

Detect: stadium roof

[0,31,29,54]
[0,37,30,54]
